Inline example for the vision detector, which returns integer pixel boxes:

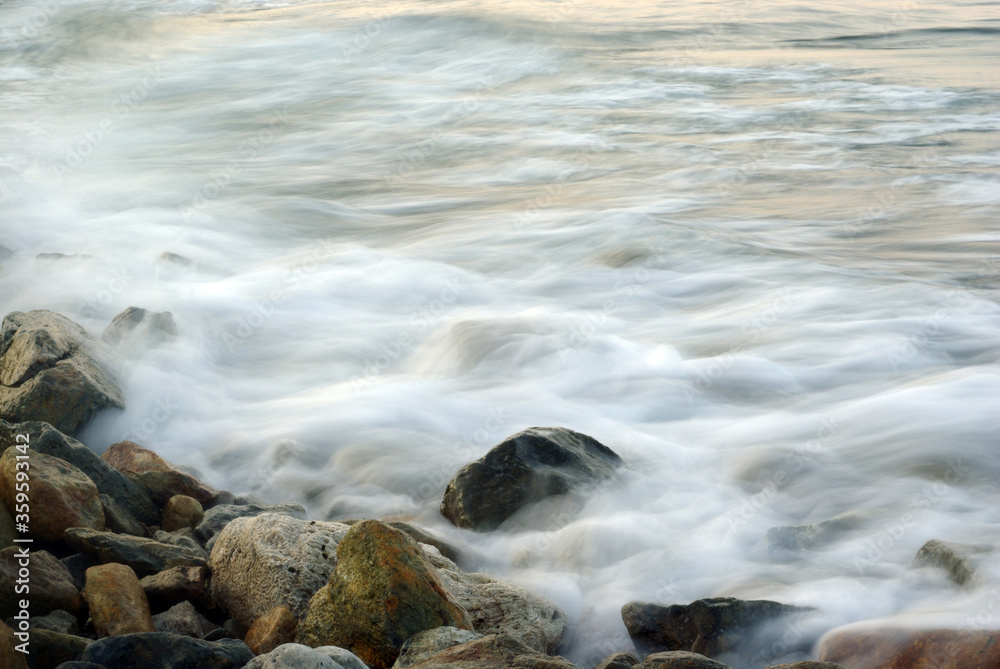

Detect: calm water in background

[2,0,1000,663]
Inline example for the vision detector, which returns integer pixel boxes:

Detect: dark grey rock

[440,427,623,531]
[152,601,216,638]
[64,528,207,578]
[101,494,146,536]
[195,502,306,543]
[765,514,864,560]
[60,553,99,591]
[30,609,79,635]
[140,566,212,612]
[53,663,108,669]
[0,420,158,524]
[0,548,83,618]
[80,633,253,668]
[28,629,92,668]
[153,530,208,558]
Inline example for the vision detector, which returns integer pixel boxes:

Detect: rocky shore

[0,309,997,669]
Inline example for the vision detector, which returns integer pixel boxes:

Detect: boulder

[912,539,989,587]
[1,619,29,669]
[296,520,473,668]
[343,520,461,563]
[245,643,369,669]
[30,609,79,634]
[140,565,212,611]
[101,493,146,536]
[80,632,253,668]
[101,307,177,350]
[245,606,298,655]
[0,449,104,540]
[393,627,483,667]
[622,598,809,658]
[65,528,207,577]
[426,550,566,654]
[102,441,219,505]
[197,502,307,543]
[0,547,83,617]
[0,500,14,549]
[593,652,638,669]
[0,420,159,524]
[0,310,124,435]
[391,633,575,669]
[153,600,216,638]
[209,514,349,627]
[162,495,204,532]
[817,626,1000,668]
[440,427,622,531]
[84,563,155,637]
[28,629,92,667]
[635,651,731,669]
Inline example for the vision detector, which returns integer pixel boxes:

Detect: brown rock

[244,605,297,655]
[912,539,990,587]
[162,495,204,532]
[83,563,156,637]
[0,547,84,617]
[140,565,212,611]
[763,663,847,669]
[594,652,639,669]
[296,519,473,668]
[0,309,124,435]
[398,633,576,669]
[0,500,14,550]
[0,449,104,540]
[818,626,1000,668]
[0,620,29,669]
[102,441,218,504]
[636,651,731,668]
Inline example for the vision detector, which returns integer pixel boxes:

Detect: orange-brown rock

[83,563,156,637]
[1,619,28,669]
[102,441,218,504]
[0,449,104,540]
[245,605,298,655]
[818,626,1000,668]
[162,495,204,532]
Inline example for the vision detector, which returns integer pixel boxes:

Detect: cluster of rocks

[1,308,997,669]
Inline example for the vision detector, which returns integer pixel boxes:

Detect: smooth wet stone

[817,626,1000,668]
[245,606,298,655]
[0,547,83,617]
[65,528,207,577]
[162,495,204,532]
[296,520,473,669]
[210,513,348,627]
[84,563,155,637]
[440,427,622,531]
[0,449,104,540]
[80,632,254,668]
[102,441,219,505]
[0,420,158,524]
[0,310,124,435]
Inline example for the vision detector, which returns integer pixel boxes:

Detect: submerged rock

[765,514,865,560]
[911,539,989,587]
[441,427,623,532]
[210,513,349,627]
[101,307,177,350]
[296,520,473,668]
[0,310,124,435]
[65,528,207,577]
[622,598,810,659]
[817,626,1000,668]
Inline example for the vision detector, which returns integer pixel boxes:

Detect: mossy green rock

[297,519,473,668]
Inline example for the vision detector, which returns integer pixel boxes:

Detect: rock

[197,502,307,543]
[101,307,177,350]
[0,420,159,524]
[84,563,156,637]
[30,609,79,634]
[765,514,864,559]
[209,513,348,627]
[80,633,254,668]
[391,633,575,669]
[28,629,92,667]
[64,527,207,577]
[102,441,219,505]
[426,550,566,654]
[245,643,370,669]
[635,651,731,669]
[0,310,124,434]
[622,598,810,659]
[0,449,104,540]
[153,529,208,558]
[912,539,989,587]
[440,427,622,531]
[245,606,298,655]
[343,520,461,563]
[101,493,146,536]
[296,520,473,668]
[140,565,212,611]
[763,663,847,669]
[0,500,14,549]
[817,626,1000,668]
[162,495,204,532]
[61,552,99,591]
[0,547,83,617]
[594,652,638,669]
[393,627,483,667]
[153,600,216,638]
[1,619,29,669]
